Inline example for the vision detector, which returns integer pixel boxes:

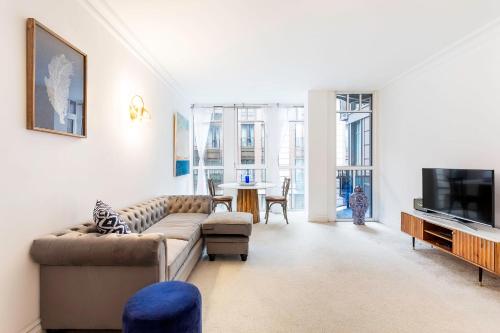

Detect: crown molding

[79,0,187,99]
[380,16,500,90]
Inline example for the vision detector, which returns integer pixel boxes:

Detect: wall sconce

[129,95,151,121]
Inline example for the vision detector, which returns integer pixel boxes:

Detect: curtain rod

[191,103,304,109]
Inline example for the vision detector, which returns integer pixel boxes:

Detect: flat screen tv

[422,168,494,227]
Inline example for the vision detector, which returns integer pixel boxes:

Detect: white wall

[306,90,337,221]
[0,1,190,332]
[378,21,500,229]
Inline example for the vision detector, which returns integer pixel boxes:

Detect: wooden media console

[401,211,500,284]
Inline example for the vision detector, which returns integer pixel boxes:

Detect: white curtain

[264,105,287,204]
[193,107,213,194]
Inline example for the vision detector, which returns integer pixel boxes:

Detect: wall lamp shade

[129,95,151,121]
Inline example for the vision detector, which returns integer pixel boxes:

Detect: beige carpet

[188,212,500,332]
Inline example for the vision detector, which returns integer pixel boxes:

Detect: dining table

[218,182,275,223]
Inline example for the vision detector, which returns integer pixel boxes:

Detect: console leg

[209,254,216,261]
[479,267,483,286]
[412,237,415,249]
[240,254,248,261]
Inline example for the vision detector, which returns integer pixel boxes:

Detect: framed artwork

[26,18,87,138]
[174,112,190,176]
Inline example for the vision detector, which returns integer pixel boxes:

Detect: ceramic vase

[349,186,369,225]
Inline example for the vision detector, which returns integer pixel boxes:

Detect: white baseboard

[307,215,330,223]
[20,319,41,333]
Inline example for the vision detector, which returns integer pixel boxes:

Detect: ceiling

[92,0,500,103]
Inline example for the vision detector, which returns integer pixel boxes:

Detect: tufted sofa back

[37,195,213,236]
[164,195,212,215]
[118,195,212,233]
[50,221,98,235]
[119,197,168,233]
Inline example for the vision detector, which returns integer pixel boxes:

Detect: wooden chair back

[207,178,216,197]
[282,177,291,198]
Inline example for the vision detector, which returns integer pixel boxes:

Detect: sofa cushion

[144,213,206,249]
[166,239,190,279]
[202,212,253,236]
[161,213,208,225]
[93,201,131,234]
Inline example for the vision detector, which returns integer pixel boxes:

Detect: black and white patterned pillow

[93,200,131,234]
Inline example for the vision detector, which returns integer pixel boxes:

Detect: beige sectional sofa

[30,195,212,330]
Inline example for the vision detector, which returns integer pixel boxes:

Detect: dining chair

[265,177,291,224]
[207,178,233,212]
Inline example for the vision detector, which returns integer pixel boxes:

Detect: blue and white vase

[349,186,369,225]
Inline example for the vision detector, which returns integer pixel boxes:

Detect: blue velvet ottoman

[123,281,202,333]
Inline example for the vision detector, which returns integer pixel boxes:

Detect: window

[336,93,373,219]
[193,108,224,194]
[237,107,265,166]
[192,104,306,212]
[237,107,267,207]
[193,169,224,195]
[279,107,305,210]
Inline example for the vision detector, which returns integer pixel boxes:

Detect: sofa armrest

[30,232,166,266]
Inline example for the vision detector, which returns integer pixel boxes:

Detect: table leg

[237,189,260,223]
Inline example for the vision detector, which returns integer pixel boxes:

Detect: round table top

[218,182,275,190]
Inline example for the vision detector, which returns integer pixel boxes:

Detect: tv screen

[422,168,494,226]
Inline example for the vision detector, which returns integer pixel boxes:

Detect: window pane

[236,168,266,185]
[193,169,224,195]
[336,94,347,111]
[237,107,264,121]
[336,112,372,166]
[293,122,305,167]
[336,170,372,219]
[286,107,304,121]
[193,108,223,167]
[278,107,305,211]
[279,126,289,168]
[348,94,360,111]
[297,108,304,121]
[361,94,372,110]
[239,122,265,165]
[292,168,305,210]
[212,109,223,121]
[205,123,223,166]
[247,109,256,120]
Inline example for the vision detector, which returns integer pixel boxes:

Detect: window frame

[235,107,267,208]
[278,108,305,210]
[335,92,375,222]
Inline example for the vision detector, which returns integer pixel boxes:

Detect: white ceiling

[94,0,500,103]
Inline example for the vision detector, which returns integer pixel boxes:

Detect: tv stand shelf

[423,229,452,242]
[401,211,500,285]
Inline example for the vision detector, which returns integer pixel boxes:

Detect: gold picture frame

[26,18,87,138]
